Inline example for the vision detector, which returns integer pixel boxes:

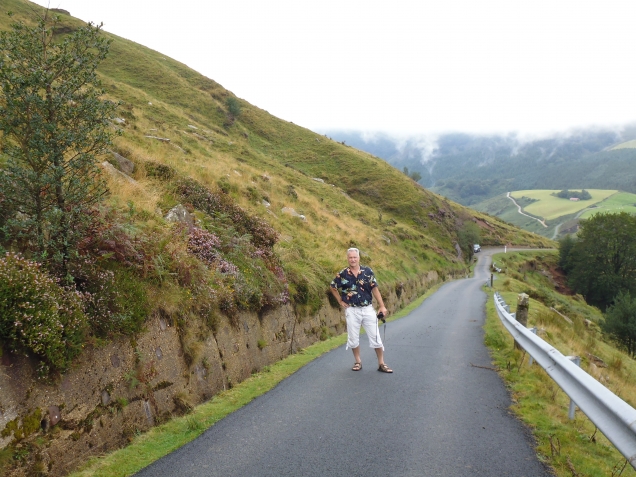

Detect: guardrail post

[566,356,581,419]
[528,327,537,365]
[514,293,529,350]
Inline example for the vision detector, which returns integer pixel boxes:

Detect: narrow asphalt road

[135,249,553,477]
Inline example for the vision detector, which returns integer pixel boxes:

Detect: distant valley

[321,126,636,207]
[473,189,636,238]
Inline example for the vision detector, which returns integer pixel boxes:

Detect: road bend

[135,248,552,477]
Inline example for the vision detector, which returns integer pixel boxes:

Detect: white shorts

[345,305,383,350]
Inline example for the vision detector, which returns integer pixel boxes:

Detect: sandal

[378,363,393,373]
[352,362,362,371]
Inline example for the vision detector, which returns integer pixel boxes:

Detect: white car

[473,244,481,253]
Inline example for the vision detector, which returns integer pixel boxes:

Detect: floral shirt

[330,266,377,307]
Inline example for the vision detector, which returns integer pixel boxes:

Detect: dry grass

[103,172,162,216]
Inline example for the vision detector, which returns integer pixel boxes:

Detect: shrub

[602,291,636,357]
[108,269,149,335]
[0,253,87,374]
[187,227,221,265]
[226,97,242,119]
[144,161,176,180]
[174,177,278,249]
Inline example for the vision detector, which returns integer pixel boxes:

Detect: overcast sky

[30,0,636,136]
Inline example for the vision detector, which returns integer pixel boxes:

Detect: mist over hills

[321,126,636,205]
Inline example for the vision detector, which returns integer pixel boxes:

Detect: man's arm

[372,287,388,316]
[330,286,349,308]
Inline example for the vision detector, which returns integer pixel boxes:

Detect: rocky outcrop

[101,161,137,184]
[165,204,194,228]
[110,151,135,175]
[0,271,440,476]
[281,207,306,220]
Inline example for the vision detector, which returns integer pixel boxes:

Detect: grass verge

[69,285,442,477]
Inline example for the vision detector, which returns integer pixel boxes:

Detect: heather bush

[175,177,278,249]
[70,258,149,337]
[187,227,221,265]
[0,253,87,374]
[78,207,146,269]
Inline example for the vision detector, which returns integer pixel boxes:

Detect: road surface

[135,248,552,477]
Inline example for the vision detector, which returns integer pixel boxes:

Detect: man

[330,247,393,373]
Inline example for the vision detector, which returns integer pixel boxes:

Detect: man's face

[347,251,360,268]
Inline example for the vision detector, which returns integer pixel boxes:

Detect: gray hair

[347,247,360,257]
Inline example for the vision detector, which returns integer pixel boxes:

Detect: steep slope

[36,7,550,282]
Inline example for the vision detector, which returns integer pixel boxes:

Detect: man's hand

[372,287,388,317]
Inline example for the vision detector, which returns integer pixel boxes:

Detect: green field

[611,139,636,150]
[578,191,636,219]
[511,189,617,220]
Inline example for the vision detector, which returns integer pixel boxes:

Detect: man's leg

[374,346,385,366]
[352,346,362,365]
[345,308,363,369]
[375,347,392,372]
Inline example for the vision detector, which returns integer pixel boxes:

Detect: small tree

[402,166,422,182]
[602,291,636,357]
[567,212,636,310]
[0,13,118,279]
[457,221,481,262]
[409,170,422,182]
[558,234,575,273]
[226,96,242,121]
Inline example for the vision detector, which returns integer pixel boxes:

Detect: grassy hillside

[578,191,636,219]
[3,7,548,266]
[0,0,550,390]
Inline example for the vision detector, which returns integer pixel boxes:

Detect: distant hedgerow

[0,253,87,375]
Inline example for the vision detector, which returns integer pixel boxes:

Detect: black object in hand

[377,311,386,323]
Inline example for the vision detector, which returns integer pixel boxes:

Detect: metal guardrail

[493,292,636,469]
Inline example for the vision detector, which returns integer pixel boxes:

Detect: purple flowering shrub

[70,257,148,337]
[187,227,221,265]
[175,177,278,249]
[148,166,290,321]
[0,253,87,375]
[185,224,289,319]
